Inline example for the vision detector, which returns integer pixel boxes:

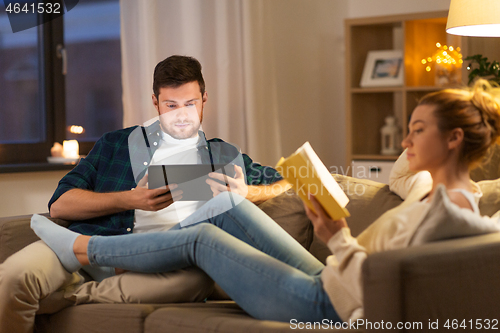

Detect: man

[0,55,290,333]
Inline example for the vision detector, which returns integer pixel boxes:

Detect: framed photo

[360,50,404,87]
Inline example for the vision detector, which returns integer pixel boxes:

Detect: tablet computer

[148,164,236,201]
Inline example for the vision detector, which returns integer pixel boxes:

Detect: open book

[276,142,350,220]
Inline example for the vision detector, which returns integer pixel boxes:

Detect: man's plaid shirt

[49,121,282,236]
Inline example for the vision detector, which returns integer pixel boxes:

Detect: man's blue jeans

[87,192,341,323]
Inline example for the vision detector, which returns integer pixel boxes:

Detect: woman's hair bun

[418,78,500,167]
[470,79,500,144]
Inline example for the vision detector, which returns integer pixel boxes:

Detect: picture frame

[360,50,404,87]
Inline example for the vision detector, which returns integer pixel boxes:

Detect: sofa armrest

[0,214,70,264]
[362,233,500,332]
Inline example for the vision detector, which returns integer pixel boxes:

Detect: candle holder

[47,125,85,164]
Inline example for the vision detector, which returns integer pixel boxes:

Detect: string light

[421,42,463,72]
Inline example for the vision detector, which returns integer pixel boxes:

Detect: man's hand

[206,165,248,198]
[304,194,347,244]
[131,174,182,211]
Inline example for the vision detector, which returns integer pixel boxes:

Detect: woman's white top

[320,150,482,322]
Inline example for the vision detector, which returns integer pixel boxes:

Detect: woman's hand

[304,194,348,244]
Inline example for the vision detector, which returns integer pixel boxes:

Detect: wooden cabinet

[345,11,500,169]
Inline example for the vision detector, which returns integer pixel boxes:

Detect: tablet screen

[148,164,236,201]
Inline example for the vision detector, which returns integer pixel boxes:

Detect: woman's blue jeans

[87,192,341,323]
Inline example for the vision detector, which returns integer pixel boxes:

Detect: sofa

[1,174,500,333]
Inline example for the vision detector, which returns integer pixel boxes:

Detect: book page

[299,142,349,207]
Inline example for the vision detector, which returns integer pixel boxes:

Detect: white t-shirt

[133,131,206,233]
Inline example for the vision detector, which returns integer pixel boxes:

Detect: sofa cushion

[333,175,403,236]
[0,214,39,263]
[260,176,404,264]
[478,177,500,217]
[0,214,69,263]
[470,143,500,182]
[144,301,363,332]
[35,303,162,333]
[410,184,500,245]
[258,189,313,250]
[310,175,403,263]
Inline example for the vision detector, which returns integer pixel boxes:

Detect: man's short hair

[153,55,205,98]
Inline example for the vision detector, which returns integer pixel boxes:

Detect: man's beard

[161,106,203,139]
[165,122,199,139]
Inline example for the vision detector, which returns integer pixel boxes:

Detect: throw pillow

[410,184,500,245]
[333,174,403,236]
[477,177,500,217]
[258,189,313,250]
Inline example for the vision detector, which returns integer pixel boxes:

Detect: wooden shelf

[404,86,442,92]
[345,10,500,173]
[351,87,403,93]
[352,155,399,161]
[0,163,75,174]
[351,86,442,94]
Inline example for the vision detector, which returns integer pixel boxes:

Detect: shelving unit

[346,11,454,169]
[346,10,500,181]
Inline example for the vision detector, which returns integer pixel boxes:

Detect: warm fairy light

[421,42,463,72]
[421,42,463,86]
[69,125,85,134]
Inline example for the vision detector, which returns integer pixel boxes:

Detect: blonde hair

[418,79,500,168]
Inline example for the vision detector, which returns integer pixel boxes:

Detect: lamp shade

[446,0,500,37]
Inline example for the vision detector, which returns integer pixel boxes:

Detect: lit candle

[62,140,79,158]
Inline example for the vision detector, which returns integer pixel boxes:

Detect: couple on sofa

[4,55,500,332]
[0,55,290,333]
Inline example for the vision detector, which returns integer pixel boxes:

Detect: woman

[32,79,500,323]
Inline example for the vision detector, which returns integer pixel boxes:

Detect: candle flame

[69,125,85,134]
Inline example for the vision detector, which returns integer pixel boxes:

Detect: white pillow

[410,184,500,245]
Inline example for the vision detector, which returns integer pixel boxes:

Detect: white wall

[264,0,348,170]
[0,171,67,217]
